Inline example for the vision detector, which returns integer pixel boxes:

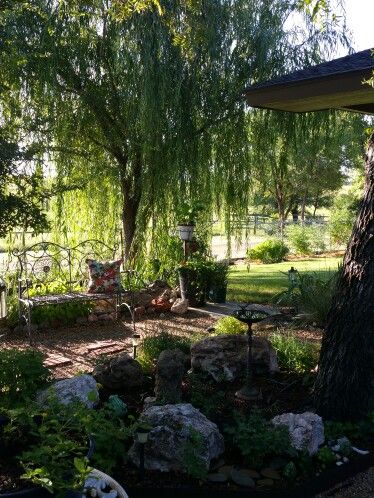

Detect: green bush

[226,409,292,468]
[137,330,198,373]
[31,301,93,327]
[270,332,320,373]
[329,193,358,247]
[0,349,51,407]
[247,239,289,264]
[214,316,247,335]
[17,399,131,497]
[286,225,327,255]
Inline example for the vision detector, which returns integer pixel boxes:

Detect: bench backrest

[13,240,121,291]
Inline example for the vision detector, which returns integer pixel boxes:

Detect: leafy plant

[187,373,227,419]
[226,409,292,468]
[178,255,213,305]
[270,332,320,373]
[0,349,51,408]
[247,239,289,264]
[177,201,205,225]
[182,427,208,480]
[316,446,336,469]
[208,260,229,287]
[31,301,93,327]
[214,316,247,335]
[324,412,374,441]
[17,399,131,497]
[137,330,197,374]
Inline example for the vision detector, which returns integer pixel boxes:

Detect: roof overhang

[245,49,374,114]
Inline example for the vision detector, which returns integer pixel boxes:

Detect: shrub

[182,427,208,480]
[247,239,289,264]
[270,332,320,373]
[31,301,93,327]
[286,225,327,255]
[274,270,339,327]
[214,316,247,335]
[226,409,292,468]
[137,330,198,373]
[0,349,51,407]
[286,225,312,255]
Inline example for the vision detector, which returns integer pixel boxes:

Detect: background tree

[1,0,348,260]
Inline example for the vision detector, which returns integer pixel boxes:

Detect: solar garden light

[288,266,298,287]
[0,277,7,320]
[232,305,269,402]
[135,426,151,481]
[132,333,141,359]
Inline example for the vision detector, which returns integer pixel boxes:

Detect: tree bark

[314,134,374,421]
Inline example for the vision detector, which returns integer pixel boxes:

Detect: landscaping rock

[128,403,224,472]
[271,412,324,455]
[257,479,274,487]
[155,349,186,404]
[171,298,189,315]
[75,316,88,325]
[207,473,228,483]
[134,306,146,317]
[260,468,281,480]
[88,313,99,322]
[230,468,255,487]
[37,374,98,409]
[216,465,233,477]
[243,469,261,479]
[92,352,144,390]
[191,334,279,381]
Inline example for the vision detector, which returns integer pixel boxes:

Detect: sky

[344,0,374,52]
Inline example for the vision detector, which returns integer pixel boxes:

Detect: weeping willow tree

[1,0,348,260]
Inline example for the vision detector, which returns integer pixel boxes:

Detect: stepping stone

[257,478,274,487]
[44,354,72,367]
[210,458,226,471]
[268,457,288,470]
[243,469,261,479]
[207,473,228,483]
[261,468,281,480]
[87,341,118,351]
[230,468,255,488]
[218,465,234,478]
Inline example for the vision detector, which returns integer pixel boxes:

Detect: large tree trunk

[314,135,374,421]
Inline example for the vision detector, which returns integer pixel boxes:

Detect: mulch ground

[0,309,217,378]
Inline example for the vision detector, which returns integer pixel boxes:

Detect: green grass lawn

[227,257,342,303]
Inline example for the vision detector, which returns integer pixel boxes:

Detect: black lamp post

[232,305,269,402]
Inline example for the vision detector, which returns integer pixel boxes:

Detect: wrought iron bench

[13,240,135,343]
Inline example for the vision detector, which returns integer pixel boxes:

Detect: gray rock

[272,412,324,456]
[93,352,144,390]
[260,468,281,480]
[207,473,228,483]
[191,334,279,382]
[171,298,189,315]
[37,374,98,409]
[257,478,274,487]
[75,316,88,325]
[129,403,224,472]
[155,349,186,404]
[230,468,255,487]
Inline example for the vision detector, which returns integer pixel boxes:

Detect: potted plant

[176,201,205,241]
[178,256,212,307]
[207,260,229,303]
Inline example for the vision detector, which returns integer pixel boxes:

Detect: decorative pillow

[86,259,123,294]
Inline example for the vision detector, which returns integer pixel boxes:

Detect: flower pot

[208,284,227,303]
[177,224,194,241]
[178,268,206,307]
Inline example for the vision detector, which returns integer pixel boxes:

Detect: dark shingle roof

[251,48,374,90]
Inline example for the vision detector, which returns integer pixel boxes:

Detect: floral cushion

[86,259,123,294]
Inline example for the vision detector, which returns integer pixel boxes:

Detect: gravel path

[316,467,374,498]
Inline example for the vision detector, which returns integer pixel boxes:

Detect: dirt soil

[0,310,216,378]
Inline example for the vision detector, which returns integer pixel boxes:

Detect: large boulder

[191,334,279,382]
[155,349,186,404]
[129,403,224,472]
[37,374,99,409]
[271,412,324,455]
[92,352,144,390]
[171,298,189,315]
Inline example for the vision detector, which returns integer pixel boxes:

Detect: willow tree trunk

[314,134,374,421]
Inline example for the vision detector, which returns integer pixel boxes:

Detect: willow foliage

[0,0,348,263]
